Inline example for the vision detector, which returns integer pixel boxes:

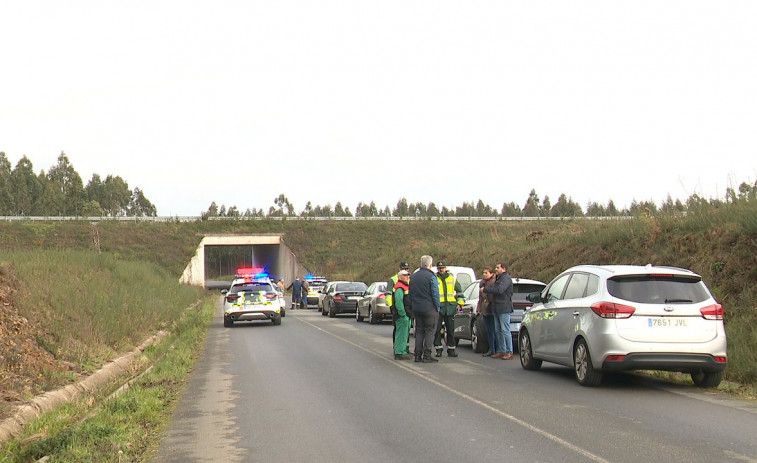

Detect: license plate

[511,322,520,331]
[648,318,688,328]
[348,296,358,300]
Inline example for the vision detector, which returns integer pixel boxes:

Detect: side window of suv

[545,274,571,302]
[563,273,589,300]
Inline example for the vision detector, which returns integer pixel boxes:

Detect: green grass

[0,298,215,462]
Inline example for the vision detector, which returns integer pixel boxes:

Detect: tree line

[204,181,757,219]
[0,152,156,217]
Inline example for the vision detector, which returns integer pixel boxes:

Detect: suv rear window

[231,283,275,293]
[607,275,711,304]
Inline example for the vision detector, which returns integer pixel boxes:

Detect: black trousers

[434,313,456,350]
[414,311,438,359]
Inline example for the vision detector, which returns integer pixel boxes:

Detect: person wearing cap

[409,255,441,363]
[387,261,410,352]
[434,260,465,357]
[392,270,413,360]
[483,262,515,359]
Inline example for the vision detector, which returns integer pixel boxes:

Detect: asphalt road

[151,298,757,463]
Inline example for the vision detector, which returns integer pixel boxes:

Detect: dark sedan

[324,281,368,318]
[454,277,546,353]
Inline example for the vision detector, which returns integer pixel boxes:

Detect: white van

[413,266,477,290]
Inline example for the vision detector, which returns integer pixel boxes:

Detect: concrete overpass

[179,234,307,287]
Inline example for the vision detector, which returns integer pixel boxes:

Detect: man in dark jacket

[483,262,514,359]
[409,255,441,363]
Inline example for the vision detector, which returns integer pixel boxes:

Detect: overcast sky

[2,1,756,216]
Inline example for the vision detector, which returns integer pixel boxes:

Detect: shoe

[491,353,505,359]
[422,356,439,363]
[501,353,513,360]
[447,350,458,357]
[415,357,423,362]
[482,352,493,357]
[435,349,443,357]
[394,353,412,360]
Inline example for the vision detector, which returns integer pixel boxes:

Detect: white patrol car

[221,268,283,326]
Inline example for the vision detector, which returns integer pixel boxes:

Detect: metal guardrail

[0,215,634,222]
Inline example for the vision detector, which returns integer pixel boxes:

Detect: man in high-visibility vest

[434,261,465,357]
[387,261,410,352]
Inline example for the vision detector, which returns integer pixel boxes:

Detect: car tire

[519,329,542,371]
[281,308,286,318]
[272,315,282,326]
[328,303,336,318]
[321,304,328,316]
[224,317,233,328]
[472,317,489,354]
[573,338,602,387]
[368,306,377,324]
[691,370,724,388]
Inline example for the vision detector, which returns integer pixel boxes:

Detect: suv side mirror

[221,289,228,295]
[527,292,543,303]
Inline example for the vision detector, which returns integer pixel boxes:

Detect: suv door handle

[572,311,580,317]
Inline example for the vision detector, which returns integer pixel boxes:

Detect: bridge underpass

[179,234,307,288]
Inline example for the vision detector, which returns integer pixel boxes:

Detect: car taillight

[590,302,635,319]
[714,356,727,363]
[265,293,277,300]
[226,294,239,303]
[377,292,385,299]
[334,293,344,302]
[514,302,532,308]
[700,304,724,320]
[604,355,626,362]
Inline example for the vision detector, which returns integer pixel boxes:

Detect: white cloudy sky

[2,1,756,216]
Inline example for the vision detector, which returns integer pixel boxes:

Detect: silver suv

[519,265,727,387]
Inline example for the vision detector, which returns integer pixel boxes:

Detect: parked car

[222,273,284,318]
[323,281,368,318]
[222,280,283,327]
[304,276,328,308]
[519,264,727,387]
[319,281,343,314]
[453,277,547,353]
[356,281,391,324]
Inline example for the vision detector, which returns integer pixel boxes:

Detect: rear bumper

[331,302,358,314]
[226,310,280,321]
[601,353,727,373]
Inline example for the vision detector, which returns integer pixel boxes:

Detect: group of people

[285,276,310,309]
[387,256,515,363]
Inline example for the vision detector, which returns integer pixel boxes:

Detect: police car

[304,275,328,308]
[221,268,283,327]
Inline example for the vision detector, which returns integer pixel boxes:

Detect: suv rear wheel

[573,338,602,387]
[691,370,723,388]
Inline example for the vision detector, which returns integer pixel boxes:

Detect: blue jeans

[483,314,498,354]
[493,312,512,354]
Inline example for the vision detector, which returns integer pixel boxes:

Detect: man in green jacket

[393,270,413,360]
[434,261,464,357]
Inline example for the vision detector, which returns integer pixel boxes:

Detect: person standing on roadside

[387,261,410,351]
[301,276,310,309]
[409,255,441,363]
[277,278,286,293]
[434,261,464,357]
[392,270,413,360]
[290,277,303,310]
[478,267,498,357]
[484,262,514,359]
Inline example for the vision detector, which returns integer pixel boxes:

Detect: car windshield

[607,275,711,304]
[336,282,367,292]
